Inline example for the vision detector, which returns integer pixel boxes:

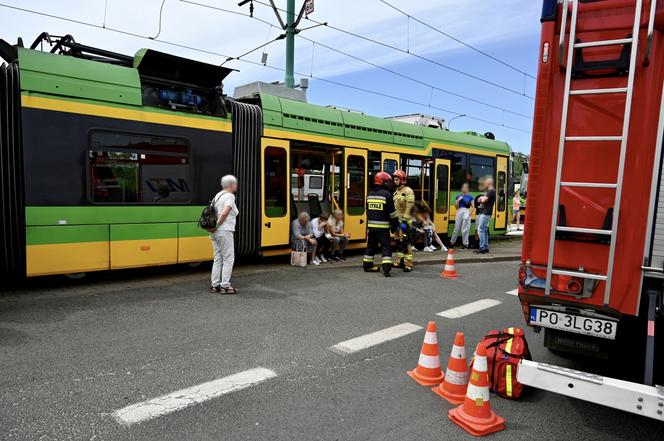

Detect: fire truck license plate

[529,308,617,340]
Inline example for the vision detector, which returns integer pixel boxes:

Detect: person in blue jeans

[475,177,496,254]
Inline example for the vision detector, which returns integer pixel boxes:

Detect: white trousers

[210,230,235,288]
[451,207,471,246]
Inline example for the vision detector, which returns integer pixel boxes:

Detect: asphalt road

[1,257,661,440]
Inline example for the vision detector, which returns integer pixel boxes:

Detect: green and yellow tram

[0,34,512,278]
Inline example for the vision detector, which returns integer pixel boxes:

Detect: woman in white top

[209,175,240,294]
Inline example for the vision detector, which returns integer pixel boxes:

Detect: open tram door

[343,148,368,241]
[261,138,291,247]
[494,156,508,230]
[433,158,451,234]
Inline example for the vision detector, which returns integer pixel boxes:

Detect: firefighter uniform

[393,183,416,271]
[363,186,398,276]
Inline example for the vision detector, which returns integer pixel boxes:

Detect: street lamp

[447,114,466,130]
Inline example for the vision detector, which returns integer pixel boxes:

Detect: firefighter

[392,169,415,272]
[363,171,399,276]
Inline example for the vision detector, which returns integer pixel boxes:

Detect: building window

[264,146,288,217]
[89,131,191,204]
[346,155,365,215]
[469,155,495,192]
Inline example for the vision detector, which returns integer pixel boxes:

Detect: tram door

[495,156,508,230]
[381,152,399,174]
[261,138,291,247]
[344,148,368,241]
[433,158,451,234]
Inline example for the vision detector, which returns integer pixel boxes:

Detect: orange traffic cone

[448,342,505,437]
[432,331,468,404]
[440,249,458,279]
[407,321,444,386]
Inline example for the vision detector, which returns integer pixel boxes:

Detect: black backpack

[199,192,223,230]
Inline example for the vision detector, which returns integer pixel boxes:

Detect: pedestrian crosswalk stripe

[436,299,502,319]
[329,322,423,355]
[112,367,277,426]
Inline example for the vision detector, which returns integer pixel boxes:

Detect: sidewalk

[312,236,523,271]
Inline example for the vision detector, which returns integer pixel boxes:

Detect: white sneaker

[319,255,328,263]
[312,257,321,265]
[425,246,434,252]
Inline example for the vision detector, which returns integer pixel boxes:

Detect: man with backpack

[203,175,240,294]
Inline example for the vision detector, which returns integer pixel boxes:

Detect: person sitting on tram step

[291,212,319,265]
[209,174,240,295]
[329,209,350,261]
[311,213,336,264]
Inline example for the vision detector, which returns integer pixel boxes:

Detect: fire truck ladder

[545,0,651,303]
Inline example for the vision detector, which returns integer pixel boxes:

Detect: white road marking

[436,299,502,319]
[329,322,423,355]
[506,289,519,296]
[112,367,277,426]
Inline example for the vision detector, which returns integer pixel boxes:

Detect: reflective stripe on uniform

[417,353,440,369]
[381,257,392,263]
[363,255,374,263]
[405,195,415,202]
[367,223,390,229]
[367,196,386,202]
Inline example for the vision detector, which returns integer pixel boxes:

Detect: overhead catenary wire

[297,34,533,120]
[251,0,535,99]
[179,0,533,120]
[377,0,537,80]
[0,3,531,134]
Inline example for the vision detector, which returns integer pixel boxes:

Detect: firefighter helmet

[392,169,407,182]
[374,171,391,186]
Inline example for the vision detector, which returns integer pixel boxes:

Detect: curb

[310,254,521,271]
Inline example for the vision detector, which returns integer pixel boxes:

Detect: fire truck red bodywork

[521,1,664,328]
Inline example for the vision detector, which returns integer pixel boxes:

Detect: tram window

[347,155,365,215]
[265,146,288,217]
[435,164,449,214]
[497,171,507,211]
[469,155,495,191]
[383,159,398,174]
[88,132,191,204]
[447,152,468,191]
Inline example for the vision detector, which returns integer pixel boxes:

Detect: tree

[512,152,530,184]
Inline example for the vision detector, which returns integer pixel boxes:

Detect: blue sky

[0,0,542,152]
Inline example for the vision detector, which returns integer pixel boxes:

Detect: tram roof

[11,40,511,156]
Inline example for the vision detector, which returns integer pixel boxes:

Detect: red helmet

[392,169,407,182]
[374,171,391,186]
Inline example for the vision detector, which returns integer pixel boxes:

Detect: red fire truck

[516,0,664,419]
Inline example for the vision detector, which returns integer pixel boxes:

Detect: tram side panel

[21,103,233,276]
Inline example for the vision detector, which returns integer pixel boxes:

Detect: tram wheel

[64,272,87,280]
